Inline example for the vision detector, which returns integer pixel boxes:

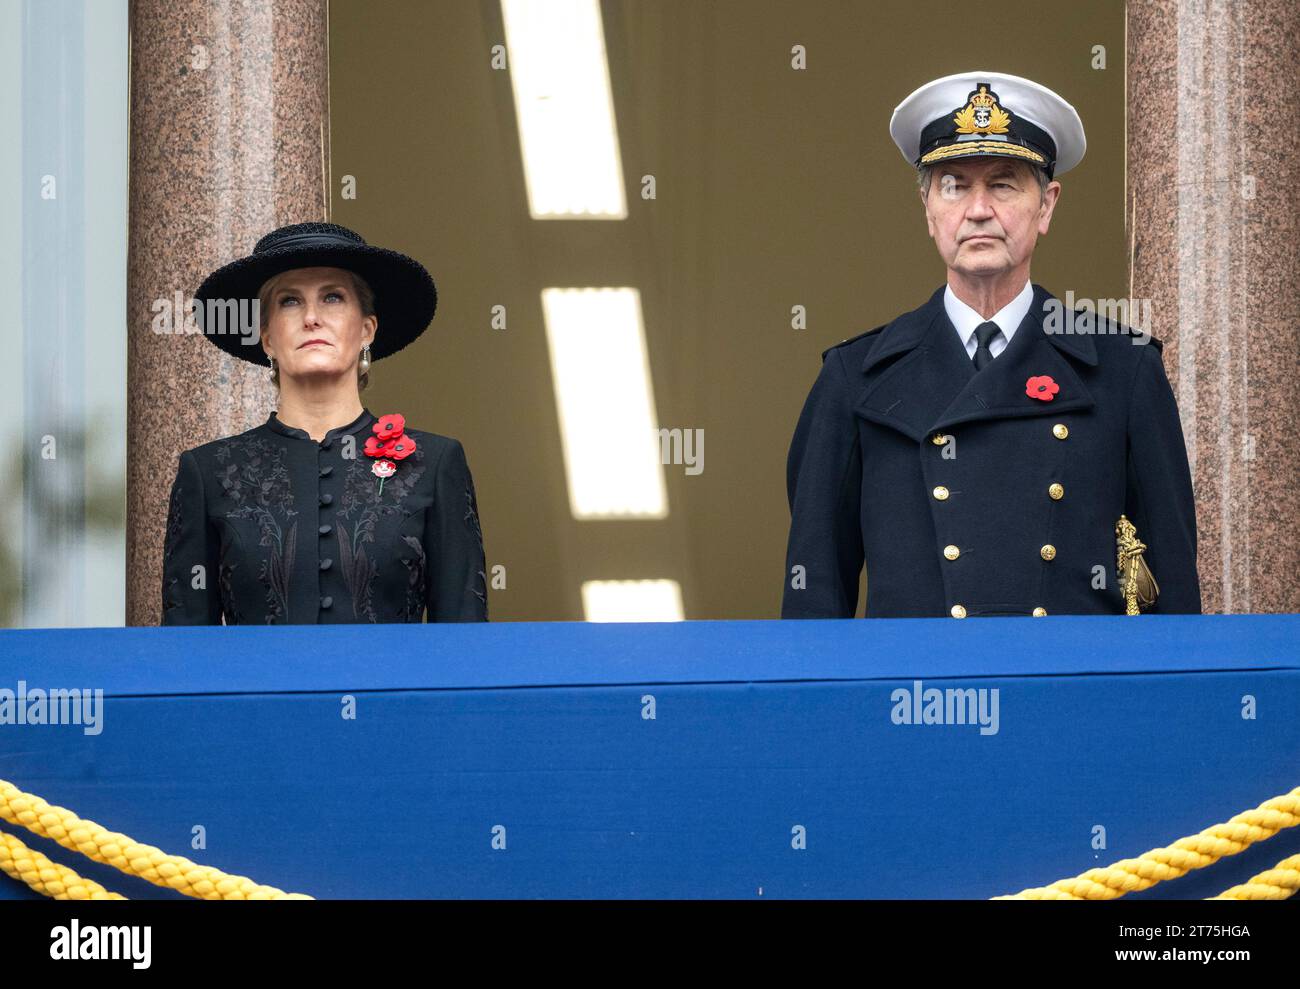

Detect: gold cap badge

[953,85,1011,136]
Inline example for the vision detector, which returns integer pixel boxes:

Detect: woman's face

[260,266,376,383]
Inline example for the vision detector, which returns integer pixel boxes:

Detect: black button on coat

[161,408,488,624]
[781,284,1201,619]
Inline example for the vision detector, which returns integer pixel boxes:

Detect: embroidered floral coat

[161,408,488,624]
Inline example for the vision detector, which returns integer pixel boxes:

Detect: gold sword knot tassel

[1116,514,1159,615]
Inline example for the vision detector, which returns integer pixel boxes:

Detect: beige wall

[328,0,1126,620]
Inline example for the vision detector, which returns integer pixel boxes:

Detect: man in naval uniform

[781,71,1200,619]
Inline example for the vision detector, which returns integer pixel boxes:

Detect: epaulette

[1121,325,1163,353]
[1079,309,1164,354]
[821,325,886,362]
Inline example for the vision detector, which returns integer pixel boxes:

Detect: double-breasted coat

[781,283,1201,619]
[161,408,488,624]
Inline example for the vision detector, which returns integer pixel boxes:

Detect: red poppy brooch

[363,413,417,495]
[1025,375,1059,402]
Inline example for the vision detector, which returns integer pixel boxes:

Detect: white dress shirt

[943,279,1033,361]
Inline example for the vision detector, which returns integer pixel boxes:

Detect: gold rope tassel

[1209,853,1300,901]
[0,828,125,900]
[996,786,1300,899]
[0,779,311,900]
[1116,514,1159,614]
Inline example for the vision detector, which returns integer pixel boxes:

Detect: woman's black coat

[161,408,488,624]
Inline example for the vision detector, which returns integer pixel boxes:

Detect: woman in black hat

[160,222,488,624]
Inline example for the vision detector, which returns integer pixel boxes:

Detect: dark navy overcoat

[781,283,1201,619]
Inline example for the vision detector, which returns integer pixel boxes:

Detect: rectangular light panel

[542,287,667,519]
[582,580,685,622]
[501,0,628,218]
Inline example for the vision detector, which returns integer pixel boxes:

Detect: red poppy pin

[1025,375,1059,402]
[363,413,417,495]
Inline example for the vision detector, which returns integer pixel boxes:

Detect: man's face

[921,158,1061,278]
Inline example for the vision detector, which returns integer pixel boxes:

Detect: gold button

[1052,423,1069,440]
[933,486,950,501]
[950,604,967,618]
[1032,607,1047,617]
[1048,483,1064,500]
[931,432,951,446]
[1040,544,1056,561]
[943,544,961,560]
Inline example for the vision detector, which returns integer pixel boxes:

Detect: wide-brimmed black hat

[192,222,437,367]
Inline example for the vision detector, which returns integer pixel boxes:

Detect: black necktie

[972,321,1002,371]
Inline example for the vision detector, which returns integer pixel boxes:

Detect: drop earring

[360,343,371,372]
[268,354,276,381]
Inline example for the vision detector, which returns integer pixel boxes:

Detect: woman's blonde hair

[258,268,377,391]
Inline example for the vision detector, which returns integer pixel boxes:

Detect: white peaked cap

[889,70,1086,178]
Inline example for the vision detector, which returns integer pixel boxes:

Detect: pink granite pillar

[1127,0,1300,613]
[126,0,329,625]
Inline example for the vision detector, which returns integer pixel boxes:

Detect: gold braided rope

[4,773,1294,901]
[997,786,1300,899]
[1209,853,1300,901]
[0,828,125,900]
[0,779,311,900]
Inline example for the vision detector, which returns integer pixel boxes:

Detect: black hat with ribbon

[192,222,437,367]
